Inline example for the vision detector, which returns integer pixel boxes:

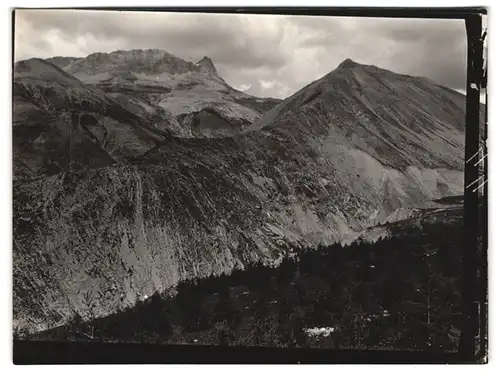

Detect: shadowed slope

[13,58,172,176]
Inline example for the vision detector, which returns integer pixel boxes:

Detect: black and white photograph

[11,7,488,364]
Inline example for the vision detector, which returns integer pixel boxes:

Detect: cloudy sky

[15,10,469,99]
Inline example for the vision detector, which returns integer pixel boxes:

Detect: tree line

[32,217,465,351]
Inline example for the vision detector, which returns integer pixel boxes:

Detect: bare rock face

[196,56,218,75]
[58,49,281,138]
[13,54,476,332]
[65,49,197,76]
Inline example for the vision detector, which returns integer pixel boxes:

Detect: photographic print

[12,8,487,364]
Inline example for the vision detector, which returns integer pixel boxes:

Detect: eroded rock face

[56,50,281,138]
[13,55,478,332]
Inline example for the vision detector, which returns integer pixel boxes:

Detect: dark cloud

[289,17,467,91]
[14,10,467,98]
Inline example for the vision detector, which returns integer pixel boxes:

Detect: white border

[1,0,497,376]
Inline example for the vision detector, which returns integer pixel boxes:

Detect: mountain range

[12,48,481,332]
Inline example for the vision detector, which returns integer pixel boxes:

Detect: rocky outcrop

[196,56,219,75]
[65,49,197,77]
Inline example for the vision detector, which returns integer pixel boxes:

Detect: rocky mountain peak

[196,56,218,75]
[336,58,363,69]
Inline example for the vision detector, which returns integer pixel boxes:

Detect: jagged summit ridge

[65,48,197,76]
[63,48,225,78]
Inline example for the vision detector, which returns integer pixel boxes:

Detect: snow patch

[303,327,337,337]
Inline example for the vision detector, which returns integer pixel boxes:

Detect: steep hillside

[63,49,281,137]
[13,57,473,332]
[248,59,469,169]
[31,206,465,352]
[13,58,175,176]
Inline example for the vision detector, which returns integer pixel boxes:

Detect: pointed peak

[337,58,362,69]
[196,56,218,74]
